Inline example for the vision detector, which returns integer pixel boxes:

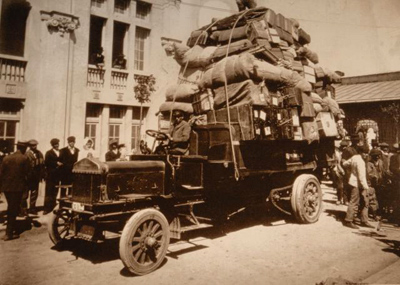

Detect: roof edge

[341,71,400,85]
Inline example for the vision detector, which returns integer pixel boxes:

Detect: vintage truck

[48,103,335,275]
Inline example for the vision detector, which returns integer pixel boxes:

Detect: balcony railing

[87,65,105,88]
[111,69,128,90]
[0,55,27,82]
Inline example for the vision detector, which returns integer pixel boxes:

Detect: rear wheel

[119,208,170,275]
[291,174,322,224]
[48,209,73,245]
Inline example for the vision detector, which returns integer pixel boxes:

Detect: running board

[180,223,213,233]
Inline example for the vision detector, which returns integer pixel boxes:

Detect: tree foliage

[134,74,156,104]
[381,102,400,123]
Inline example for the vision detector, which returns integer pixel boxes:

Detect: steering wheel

[146,130,169,141]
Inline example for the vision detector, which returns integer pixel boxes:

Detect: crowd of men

[0,111,192,241]
[332,136,400,229]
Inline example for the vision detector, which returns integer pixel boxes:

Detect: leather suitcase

[282,87,303,107]
[276,13,286,30]
[300,93,315,118]
[301,119,320,142]
[254,39,271,49]
[275,26,294,45]
[249,21,270,42]
[316,112,338,137]
[269,46,284,60]
[314,66,325,79]
[265,9,277,27]
[267,28,281,44]
[298,28,311,45]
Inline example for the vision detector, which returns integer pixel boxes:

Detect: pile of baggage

[159,6,343,142]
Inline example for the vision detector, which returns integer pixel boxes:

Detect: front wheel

[48,209,73,246]
[291,174,322,224]
[119,208,170,275]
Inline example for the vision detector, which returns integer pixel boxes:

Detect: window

[114,0,130,13]
[131,107,148,152]
[109,124,120,143]
[0,1,30,56]
[85,104,102,149]
[134,27,150,71]
[131,124,140,151]
[112,22,129,69]
[136,1,151,20]
[0,120,17,153]
[88,16,106,65]
[91,0,106,8]
[110,106,125,119]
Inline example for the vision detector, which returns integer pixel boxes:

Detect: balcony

[0,54,28,99]
[86,66,151,106]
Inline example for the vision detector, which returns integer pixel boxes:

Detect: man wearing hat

[21,139,45,215]
[389,143,400,203]
[167,110,191,155]
[105,139,121,161]
[0,141,31,240]
[44,138,62,214]
[59,136,80,192]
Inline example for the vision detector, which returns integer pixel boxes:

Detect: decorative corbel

[40,11,80,37]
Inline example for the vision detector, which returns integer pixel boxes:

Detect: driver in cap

[167,110,191,155]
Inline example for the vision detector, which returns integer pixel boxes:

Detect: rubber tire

[119,208,170,276]
[48,210,72,246]
[291,174,322,224]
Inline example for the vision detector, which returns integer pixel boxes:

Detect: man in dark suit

[0,141,30,241]
[167,110,191,155]
[59,136,79,195]
[44,138,62,214]
[21,139,45,215]
[105,139,120,161]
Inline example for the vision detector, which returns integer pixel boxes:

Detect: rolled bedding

[159,101,194,114]
[165,84,200,102]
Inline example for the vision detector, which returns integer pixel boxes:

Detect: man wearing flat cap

[59,136,79,193]
[0,141,31,240]
[20,140,45,215]
[44,138,62,214]
[105,139,121,161]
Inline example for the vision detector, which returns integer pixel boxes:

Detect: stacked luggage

[159,6,343,143]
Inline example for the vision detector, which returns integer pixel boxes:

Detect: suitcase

[254,39,271,49]
[287,18,299,41]
[276,13,286,30]
[298,28,311,45]
[291,60,304,73]
[249,21,271,42]
[301,119,320,142]
[275,26,294,45]
[303,65,316,84]
[265,9,277,27]
[314,66,325,79]
[300,93,315,118]
[282,87,303,107]
[316,112,338,137]
[267,28,281,44]
[192,90,214,115]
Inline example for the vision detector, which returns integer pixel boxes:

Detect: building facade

[336,72,400,146]
[0,0,238,159]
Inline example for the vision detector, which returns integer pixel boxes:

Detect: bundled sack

[280,68,312,92]
[159,101,194,114]
[322,96,341,117]
[173,44,217,68]
[322,68,342,83]
[198,53,255,89]
[212,79,269,109]
[211,39,253,60]
[165,84,199,102]
[211,25,251,43]
[310,92,323,104]
[296,46,319,64]
[178,67,204,84]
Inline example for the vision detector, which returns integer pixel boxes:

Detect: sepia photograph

[1,0,400,284]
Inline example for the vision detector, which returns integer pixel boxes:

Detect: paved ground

[1,183,400,285]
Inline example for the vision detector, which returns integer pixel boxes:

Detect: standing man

[59,136,79,196]
[167,110,191,155]
[0,141,30,241]
[389,143,400,200]
[21,139,45,215]
[44,138,62,214]
[343,144,372,229]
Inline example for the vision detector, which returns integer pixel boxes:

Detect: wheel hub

[145,236,157,248]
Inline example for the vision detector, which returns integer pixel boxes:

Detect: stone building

[0,0,236,158]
